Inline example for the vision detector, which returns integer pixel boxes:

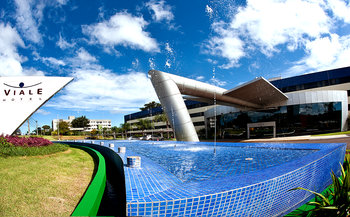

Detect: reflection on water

[121,142,317,183]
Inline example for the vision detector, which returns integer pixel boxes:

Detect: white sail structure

[148,70,288,141]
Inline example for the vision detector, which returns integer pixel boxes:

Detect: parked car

[140,135,164,141]
[150,136,164,141]
[128,136,140,140]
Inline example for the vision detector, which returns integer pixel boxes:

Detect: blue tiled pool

[116,142,317,183]
[76,140,346,216]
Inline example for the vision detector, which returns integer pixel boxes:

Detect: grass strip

[0,147,94,217]
[0,143,68,157]
[311,131,350,136]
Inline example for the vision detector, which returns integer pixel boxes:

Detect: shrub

[0,136,12,148]
[0,135,67,157]
[289,155,350,216]
[0,143,68,157]
[0,135,52,147]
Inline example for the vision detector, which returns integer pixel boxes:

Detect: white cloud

[206,0,340,69]
[56,0,69,5]
[14,0,42,43]
[326,0,350,23]
[146,0,174,22]
[36,109,51,115]
[207,21,245,68]
[45,49,158,112]
[56,33,75,50]
[210,77,227,87]
[41,57,66,66]
[231,0,330,54]
[285,34,350,76]
[83,12,159,52]
[49,69,158,112]
[0,23,43,76]
[22,67,45,76]
[196,75,205,81]
[76,48,97,62]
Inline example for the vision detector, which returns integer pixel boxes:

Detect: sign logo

[2,81,43,102]
[4,82,42,89]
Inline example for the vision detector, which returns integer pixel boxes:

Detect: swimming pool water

[71,140,346,216]
[123,142,318,183]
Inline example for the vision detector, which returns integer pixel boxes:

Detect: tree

[42,125,51,135]
[71,116,90,129]
[140,101,161,111]
[136,119,153,136]
[102,127,110,138]
[121,123,131,138]
[111,126,122,139]
[58,121,70,135]
[154,113,170,138]
[35,127,42,135]
[90,129,98,138]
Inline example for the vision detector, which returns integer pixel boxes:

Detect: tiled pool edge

[125,143,346,217]
[68,140,346,216]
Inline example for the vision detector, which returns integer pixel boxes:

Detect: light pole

[35,120,38,136]
[57,115,60,140]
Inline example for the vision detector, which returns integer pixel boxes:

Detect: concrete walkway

[208,134,350,149]
[243,134,350,143]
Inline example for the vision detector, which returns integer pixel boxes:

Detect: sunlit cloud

[285,34,350,76]
[56,33,76,50]
[47,49,158,113]
[41,57,66,66]
[146,0,174,22]
[82,11,159,53]
[14,0,42,43]
[0,22,43,76]
[206,0,350,74]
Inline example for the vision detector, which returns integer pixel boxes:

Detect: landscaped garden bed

[0,135,68,157]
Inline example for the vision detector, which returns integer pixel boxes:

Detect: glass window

[212,102,342,139]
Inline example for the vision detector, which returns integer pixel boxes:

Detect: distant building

[124,100,214,138]
[86,119,112,131]
[52,116,111,131]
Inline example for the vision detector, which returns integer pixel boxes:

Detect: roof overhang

[149,70,288,110]
[223,77,288,107]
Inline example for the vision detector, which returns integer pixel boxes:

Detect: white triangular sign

[0,76,73,135]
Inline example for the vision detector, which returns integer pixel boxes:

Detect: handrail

[69,144,106,216]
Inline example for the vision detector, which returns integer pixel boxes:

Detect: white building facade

[52,116,111,131]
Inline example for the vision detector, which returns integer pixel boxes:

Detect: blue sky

[1,0,350,131]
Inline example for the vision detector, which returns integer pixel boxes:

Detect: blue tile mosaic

[73,139,346,216]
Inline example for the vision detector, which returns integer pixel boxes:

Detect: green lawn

[312,130,350,136]
[0,147,94,216]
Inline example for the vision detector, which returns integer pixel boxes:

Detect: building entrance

[247,121,276,139]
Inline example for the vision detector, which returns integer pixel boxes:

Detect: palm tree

[154,113,170,139]
[121,123,131,138]
[136,119,153,136]
[111,126,121,139]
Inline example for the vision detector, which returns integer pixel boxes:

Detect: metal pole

[36,120,38,136]
[57,115,60,140]
[213,69,216,153]
[150,108,153,137]
[27,119,30,135]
